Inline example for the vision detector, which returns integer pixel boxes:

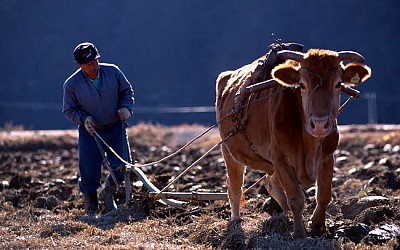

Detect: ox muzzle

[306,115,335,138]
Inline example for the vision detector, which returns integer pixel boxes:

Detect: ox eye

[299,83,306,90]
[335,82,341,89]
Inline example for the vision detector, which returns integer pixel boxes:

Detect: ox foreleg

[222,145,245,220]
[310,155,334,236]
[275,167,307,239]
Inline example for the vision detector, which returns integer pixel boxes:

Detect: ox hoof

[293,227,307,240]
[293,231,307,240]
[231,216,243,222]
[308,220,327,237]
[310,225,327,237]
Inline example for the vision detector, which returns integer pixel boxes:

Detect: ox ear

[271,64,300,87]
[341,62,371,85]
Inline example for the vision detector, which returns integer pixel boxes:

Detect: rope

[151,90,286,197]
[244,174,267,194]
[92,115,229,169]
[90,82,348,173]
[155,131,235,197]
[90,117,237,199]
[88,81,357,202]
[93,135,124,193]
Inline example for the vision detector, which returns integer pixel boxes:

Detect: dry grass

[339,124,400,147]
[1,123,399,249]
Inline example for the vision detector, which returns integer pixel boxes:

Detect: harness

[228,41,360,159]
[89,42,362,206]
[301,67,359,115]
[302,68,328,117]
[227,42,300,160]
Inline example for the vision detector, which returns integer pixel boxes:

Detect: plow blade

[124,166,187,208]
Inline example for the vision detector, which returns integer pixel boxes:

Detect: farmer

[62,42,134,216]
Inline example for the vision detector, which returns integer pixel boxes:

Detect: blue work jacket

[63,63,134,127]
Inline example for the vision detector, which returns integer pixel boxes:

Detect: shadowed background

[0,0,399,130]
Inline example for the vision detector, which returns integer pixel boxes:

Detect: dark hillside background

[0,0,399,130]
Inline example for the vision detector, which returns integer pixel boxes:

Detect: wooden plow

[93,121,232,209]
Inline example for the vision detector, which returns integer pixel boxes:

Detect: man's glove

[118,107,132,121]
[84,116,96,135]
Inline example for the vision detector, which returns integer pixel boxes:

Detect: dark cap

[73,42,101,65]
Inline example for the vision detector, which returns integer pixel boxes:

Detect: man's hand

[84,116,96,135]
[118,107,132,121]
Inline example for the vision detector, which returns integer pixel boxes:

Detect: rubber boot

[83,192,98,216]
[100,175,117,211]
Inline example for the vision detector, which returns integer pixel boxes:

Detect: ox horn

[277,50,304,62]
[338,51,365,63]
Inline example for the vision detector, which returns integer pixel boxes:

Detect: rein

[300,67,359,115]
[90,111,237,200]
[89,65,359,202]
[227,71,359,163]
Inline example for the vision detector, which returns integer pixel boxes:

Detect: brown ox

[215,49,371,239]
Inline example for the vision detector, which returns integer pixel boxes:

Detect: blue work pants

[77,121,131,194]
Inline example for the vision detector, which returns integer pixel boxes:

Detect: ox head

[272,49,371,138]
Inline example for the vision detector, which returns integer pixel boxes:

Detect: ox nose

[309,116,331,136]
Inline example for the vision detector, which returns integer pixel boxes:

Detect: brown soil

[0,123,399,249]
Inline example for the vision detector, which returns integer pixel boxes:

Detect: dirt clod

[0,124,399,249]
